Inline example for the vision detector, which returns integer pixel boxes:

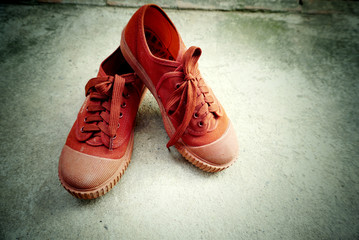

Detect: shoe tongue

[97,66,107,78]
[175,43,187,62]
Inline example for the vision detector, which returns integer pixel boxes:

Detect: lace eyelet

[123,92,130,99]
[198,121,204,127]
[119,112,123,119]
[175,83,181,89]
[117,123,120,128]
[86,107,88,112]
[121,102,126,108]
[193,113,199,119]
[80,126,84,132]
[84,117,87,123]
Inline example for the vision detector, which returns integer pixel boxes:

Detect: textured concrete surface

[9,0,359,14]
[105,0,359,14]
[0,3,358,240]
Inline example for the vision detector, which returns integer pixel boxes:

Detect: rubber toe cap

[59,145,120,189]
[186,121,239,167]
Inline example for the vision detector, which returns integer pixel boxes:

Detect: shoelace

[83,74,134,150]
[165,46,220,148]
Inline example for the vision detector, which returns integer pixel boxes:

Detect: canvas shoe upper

[59,46,145,199]
[120,4,238,172]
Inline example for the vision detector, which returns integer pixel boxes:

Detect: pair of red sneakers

[59,4,239,199]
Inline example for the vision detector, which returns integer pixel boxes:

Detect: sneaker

[120,4,238,172]
[59,46,146,199]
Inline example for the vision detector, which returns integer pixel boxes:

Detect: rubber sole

[120,32,236,172]
[58,130,134,199]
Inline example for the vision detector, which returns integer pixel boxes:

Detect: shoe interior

[102,49,133,76]
[144,6,179,61]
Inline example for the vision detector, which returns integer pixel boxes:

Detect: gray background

[0,1,358,239]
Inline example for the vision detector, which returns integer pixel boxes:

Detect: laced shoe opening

[145,28,174,60]
[144,5,179,60]
[102,49,133,76]
[81,47,140,149]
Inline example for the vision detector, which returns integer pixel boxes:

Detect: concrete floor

[0,3,358,240]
